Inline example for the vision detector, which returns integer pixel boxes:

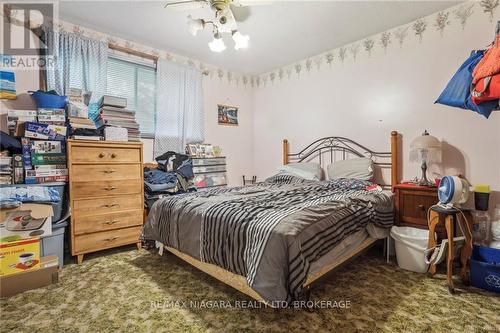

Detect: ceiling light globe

[232,31,249,50]
[208,35,226,52]
[187,15,204,36]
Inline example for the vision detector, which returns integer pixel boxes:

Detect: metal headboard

[283,131,399,188]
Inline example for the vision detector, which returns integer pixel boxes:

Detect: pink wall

[142,76,254,187]
[253,12,500,208]
[0,62,39,132]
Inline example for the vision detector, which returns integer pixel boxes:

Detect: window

[106,55,156,137]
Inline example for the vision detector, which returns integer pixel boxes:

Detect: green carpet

[1,246,499,332]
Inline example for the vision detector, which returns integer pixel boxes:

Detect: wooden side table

[394,184,445,238]
[427,206,474,293]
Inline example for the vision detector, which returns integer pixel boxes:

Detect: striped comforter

[142,175,393,303]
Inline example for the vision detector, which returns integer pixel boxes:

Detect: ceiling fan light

[232,30,249,50]
[187,15,204,36]
[208,34,226,52]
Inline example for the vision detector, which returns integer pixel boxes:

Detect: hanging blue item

[436,50,498,118]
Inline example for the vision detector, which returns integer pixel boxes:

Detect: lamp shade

[409,130,442,163]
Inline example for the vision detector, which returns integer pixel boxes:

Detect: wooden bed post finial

[391,131,398,188]
[283,139,289,165]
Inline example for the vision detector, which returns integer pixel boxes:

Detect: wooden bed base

[159,131,399,306]
[164,237,378,306]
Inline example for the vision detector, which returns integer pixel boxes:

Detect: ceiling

[59,1,461,74]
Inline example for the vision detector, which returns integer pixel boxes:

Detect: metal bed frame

[162,131,400,307]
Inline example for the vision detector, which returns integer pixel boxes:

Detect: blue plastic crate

[470,245,500,293]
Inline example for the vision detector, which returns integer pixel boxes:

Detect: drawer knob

[104,220,119,225]
[418,204,425,211]
[103,203,119,208]
[104,236,118,242]
[98,152,106,158]
[103,170,116,174]
[111,153,117,158]
[104,186,117,191]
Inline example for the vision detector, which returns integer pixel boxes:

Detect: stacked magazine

[96,95,140,141]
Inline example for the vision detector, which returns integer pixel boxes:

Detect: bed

[142,131,399,306]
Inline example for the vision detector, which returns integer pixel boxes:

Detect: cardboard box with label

[0,237,41,276]
[0,255,59,298]
[0,203,53,241]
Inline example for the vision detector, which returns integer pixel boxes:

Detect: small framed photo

[203,144,214,158]
[187,144,198,157]
[218,104,238,126]
[212,146,222,157]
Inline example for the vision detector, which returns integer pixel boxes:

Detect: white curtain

[43,26,107,102]
[154,59,204,157]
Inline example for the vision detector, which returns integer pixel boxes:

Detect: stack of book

[97,95,140,141]
[0,155,12,185]
[68,117,103,141]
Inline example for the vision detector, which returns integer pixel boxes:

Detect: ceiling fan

[165,0,272,52]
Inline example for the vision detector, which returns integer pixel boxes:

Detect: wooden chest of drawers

[67,140,144,264]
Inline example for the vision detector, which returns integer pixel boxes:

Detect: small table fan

[438,176,470,208]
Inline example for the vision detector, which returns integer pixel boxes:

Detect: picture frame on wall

[218,104,238,126]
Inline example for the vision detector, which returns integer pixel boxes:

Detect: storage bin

[40,221,68,268]
[30,90,67,109]
[48,185,66,222]
[470,245,500,293]
[390,226,429,273]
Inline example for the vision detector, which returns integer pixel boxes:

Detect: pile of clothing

[436,25,499,118]
[144,151,196,208]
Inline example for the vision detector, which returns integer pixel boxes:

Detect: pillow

[277,162,322,180]
[327,158,374,181]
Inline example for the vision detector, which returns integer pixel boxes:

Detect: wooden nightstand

[393,184,444,237]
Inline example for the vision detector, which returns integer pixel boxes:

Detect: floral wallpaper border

[254,0,498,88]
[55,0,497,89]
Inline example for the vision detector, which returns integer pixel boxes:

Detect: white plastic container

[390,226,430,273]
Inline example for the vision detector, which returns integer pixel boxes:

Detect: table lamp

[409,130,442,186]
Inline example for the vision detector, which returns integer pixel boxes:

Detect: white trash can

[390,226,430,273]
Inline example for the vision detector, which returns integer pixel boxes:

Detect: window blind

[106,55,156,136]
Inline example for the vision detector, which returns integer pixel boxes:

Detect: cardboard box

[24,122,67,141]
[26,169,68,177]
[31,153,67,166]
[24,175,68,184]
[0,256,59,298]
[25,169,69,184]
[21,137,32,169]
[0,203,53,240]
[0,237,41,276]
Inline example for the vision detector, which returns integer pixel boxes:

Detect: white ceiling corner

[59,1,462,74]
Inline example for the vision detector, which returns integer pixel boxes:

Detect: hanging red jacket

[473,34,500,83]
[471,34,500,104]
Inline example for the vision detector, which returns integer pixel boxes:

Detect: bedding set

[142,159,394,303]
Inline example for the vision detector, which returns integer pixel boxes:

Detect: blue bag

[436,50,498,118]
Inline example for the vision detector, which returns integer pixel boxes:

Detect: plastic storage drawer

[470,245,500,293]
[194,172,227,188]
[192,157,226,166]
[193,165,226,173]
